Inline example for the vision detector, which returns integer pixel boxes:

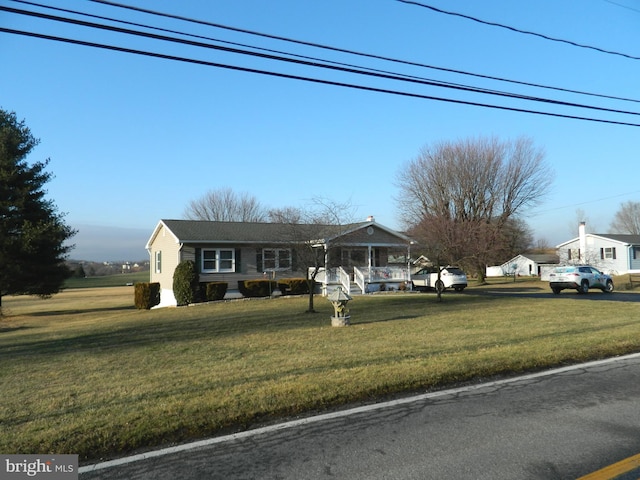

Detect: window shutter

[235,248,242,273]
[291,249,298,272]
[568,249,572,260]
[195,248,202,273]
[600,248,604,260]
[256,248,263,273]
[613,248,617,260]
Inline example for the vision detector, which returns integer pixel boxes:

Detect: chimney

[579,222,586,262]
[366,215,375,222]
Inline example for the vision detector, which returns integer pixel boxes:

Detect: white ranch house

[555,222,640,275]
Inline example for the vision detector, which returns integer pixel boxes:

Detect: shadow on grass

[28,305,137,316]
[0,325,33,333]
[0,302,337,359]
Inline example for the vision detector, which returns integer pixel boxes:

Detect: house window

[154,251,162,273]
[601,247,617,260]
[262,248,291,271]
[202,249,235,273]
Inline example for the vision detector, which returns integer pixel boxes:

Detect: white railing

[354,267,366,294]
[338,266,351,294]
[312,266,410,295]
[353,266,410,292]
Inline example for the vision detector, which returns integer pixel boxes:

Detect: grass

[1,279,640,463]
[64,271,149,289]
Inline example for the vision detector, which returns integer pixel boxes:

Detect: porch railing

[337,266,351,294]
[354,267,366,294]
[354,266,409,292]
[310,266,410,295]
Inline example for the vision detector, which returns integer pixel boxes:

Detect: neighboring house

[555,222,640,275]
[146,218,415,307]
[411,255,432,273]
[487,253,560,278]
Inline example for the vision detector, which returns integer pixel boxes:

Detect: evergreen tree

[0,109,76,312]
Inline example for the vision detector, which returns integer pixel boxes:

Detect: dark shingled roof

[160,219,371,244]
[594,233,640,244]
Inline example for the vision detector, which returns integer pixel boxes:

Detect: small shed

[488,254,559,278]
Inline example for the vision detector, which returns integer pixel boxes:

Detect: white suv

[411,266,467,292]
[549,265,614,294]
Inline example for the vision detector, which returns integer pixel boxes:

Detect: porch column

[367,245,372,282]
[407,243,412,282]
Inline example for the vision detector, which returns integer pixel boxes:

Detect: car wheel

[552,288,561,294]
[454,287,464,292]
[602,280,614,293]
[578,281,589,294]
[435,280,445,293]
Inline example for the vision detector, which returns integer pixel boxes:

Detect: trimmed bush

[237,279,277,298]
[134,282,160,309]
[203,282,228,301]
[173,260,199,306]
[277,278,309,296]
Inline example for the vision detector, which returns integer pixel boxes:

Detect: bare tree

[184,188,266,222]
[268,206,304,224]
[397,136,552,280]
[273,198,356,313]
[570,208,595,236]
[610,201,640,235]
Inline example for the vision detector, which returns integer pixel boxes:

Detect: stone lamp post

[328,286,352,327]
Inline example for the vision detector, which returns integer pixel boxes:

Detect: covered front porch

[308,218,415,295]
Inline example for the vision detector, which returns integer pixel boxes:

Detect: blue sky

[2,0,639,260]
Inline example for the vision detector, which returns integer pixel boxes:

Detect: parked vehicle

[411,266,467,292]
[549,265,614,294]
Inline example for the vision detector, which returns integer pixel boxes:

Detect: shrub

[203,282,228,301]
[277,278,309,296]
[173,260,199,306]
[237,279,277,298]
[134,282,160,309]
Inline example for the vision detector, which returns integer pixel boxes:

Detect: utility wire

[50,0,639,105]
[397,0,640,61]
[2,26,639,128]
[4,2,535,101]
[5,4,640,119]
[604,0,640,15]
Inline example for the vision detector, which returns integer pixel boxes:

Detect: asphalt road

[80,353,640,480]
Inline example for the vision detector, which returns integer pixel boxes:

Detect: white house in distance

[486,253,559,278]
[555,222,640,275]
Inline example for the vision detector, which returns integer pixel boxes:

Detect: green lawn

[1,281,639,463]
[64,271,149,289]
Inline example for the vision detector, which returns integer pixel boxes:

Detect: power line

[604,0,640,15]
[3,3,543,103]
[2,26,639,128]
[397,0,640,61]
[5,4,639,119]
[59,0,640,105]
